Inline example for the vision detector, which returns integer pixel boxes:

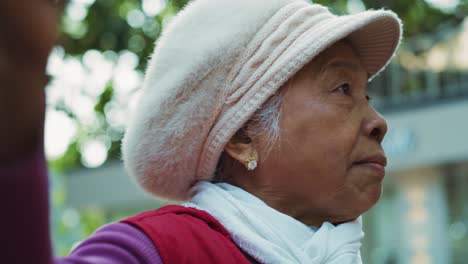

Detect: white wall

[383,98,468,172]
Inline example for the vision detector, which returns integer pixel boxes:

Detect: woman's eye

[337,83,350,94]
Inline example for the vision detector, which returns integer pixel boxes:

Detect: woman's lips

[356,162,385,175]
[354,154,387,176]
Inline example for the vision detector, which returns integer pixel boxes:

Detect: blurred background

[46,0,468,263]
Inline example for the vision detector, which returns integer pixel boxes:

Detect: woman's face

[253,41,387,225]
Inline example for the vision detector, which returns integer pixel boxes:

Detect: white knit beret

[122,0,403,201]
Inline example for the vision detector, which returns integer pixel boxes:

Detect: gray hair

[214,91,283,180]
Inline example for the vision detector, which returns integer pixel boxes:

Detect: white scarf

[184,181,364,264]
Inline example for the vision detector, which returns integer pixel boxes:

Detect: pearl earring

[246,157,257,170]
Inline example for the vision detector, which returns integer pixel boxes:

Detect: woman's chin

[344,183,384,221]
[362,182,384,211]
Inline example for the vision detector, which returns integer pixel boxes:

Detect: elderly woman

[2,0,401,263]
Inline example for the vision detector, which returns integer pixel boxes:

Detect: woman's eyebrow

[320,59,361,76]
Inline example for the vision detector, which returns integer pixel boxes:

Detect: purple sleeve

[0,140,52,264]
[55,222,163,264]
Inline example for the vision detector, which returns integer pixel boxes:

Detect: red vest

[122,205,254,264]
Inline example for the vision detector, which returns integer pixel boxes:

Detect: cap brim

[278,9,402,81]
[345,11,402,79]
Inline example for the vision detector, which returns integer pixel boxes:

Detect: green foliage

[79,208,108,236]
[49,141,81,173]
[94,83,113,114]
[50,172,84,256]
[61,0,189,70]
[313,0,349,14]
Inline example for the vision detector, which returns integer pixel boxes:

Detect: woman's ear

[224,137,258,170]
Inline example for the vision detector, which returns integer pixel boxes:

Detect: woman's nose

[364,107,388,144]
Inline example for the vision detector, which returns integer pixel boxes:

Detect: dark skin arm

[0,0,59,162]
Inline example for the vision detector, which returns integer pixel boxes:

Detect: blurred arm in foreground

[0,1,59,263]
[0,0,58,161]
[0,2,160,264]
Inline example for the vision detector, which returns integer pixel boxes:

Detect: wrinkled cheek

[320,142,350,172]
